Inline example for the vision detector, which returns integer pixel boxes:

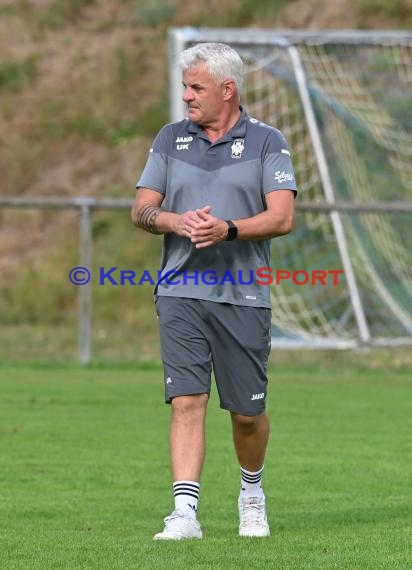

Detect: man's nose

[183,88,193,102]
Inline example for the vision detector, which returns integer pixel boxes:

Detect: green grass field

[1,362,411,569]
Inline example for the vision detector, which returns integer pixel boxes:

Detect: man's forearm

[133,204,178,235]
[234,209,294,241]
[134,204,162,234]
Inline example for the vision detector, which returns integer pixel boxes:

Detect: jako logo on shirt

[274,170,294,183]
[176,136,193,150]
[251,393,265,400]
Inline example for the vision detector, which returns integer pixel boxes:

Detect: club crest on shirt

[231,138,245,159]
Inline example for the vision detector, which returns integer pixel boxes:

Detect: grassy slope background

[0,0,412,362]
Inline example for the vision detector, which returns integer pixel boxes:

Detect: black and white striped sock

[173,480,200,519]
[240,465,264,498]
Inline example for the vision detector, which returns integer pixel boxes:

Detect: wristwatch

[225,220,238,241]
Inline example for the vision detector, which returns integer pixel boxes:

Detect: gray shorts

[155,296,272,416]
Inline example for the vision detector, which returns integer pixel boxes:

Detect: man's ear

[222,80,236,101]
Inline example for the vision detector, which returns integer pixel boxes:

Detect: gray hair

[179,42,244,97]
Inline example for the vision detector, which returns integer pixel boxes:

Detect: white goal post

[168,28,412,349]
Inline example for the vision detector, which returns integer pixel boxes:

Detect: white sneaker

[238,495,270,537]
[153,509,202,540]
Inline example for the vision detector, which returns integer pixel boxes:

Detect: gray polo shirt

[136,107,297,308]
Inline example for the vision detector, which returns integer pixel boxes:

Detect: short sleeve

[136,124,173,194]
[262,129,298,195]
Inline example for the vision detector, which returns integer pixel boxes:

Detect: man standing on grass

[132,42,297,540]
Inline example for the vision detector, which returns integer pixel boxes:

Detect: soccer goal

[168,28,412,349]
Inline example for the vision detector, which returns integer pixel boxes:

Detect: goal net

[169,29,412,348]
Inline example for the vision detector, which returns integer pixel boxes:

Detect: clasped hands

[176,206,228,249]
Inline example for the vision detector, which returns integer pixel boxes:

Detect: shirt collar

[187,106,248,139]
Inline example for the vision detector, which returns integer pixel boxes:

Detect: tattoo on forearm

[137,204,162,234]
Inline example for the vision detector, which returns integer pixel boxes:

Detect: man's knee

[231,411,267,432]
[171,393,209,416]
